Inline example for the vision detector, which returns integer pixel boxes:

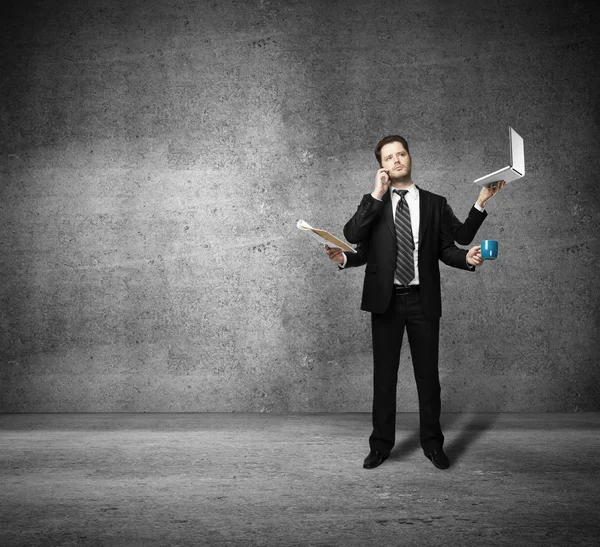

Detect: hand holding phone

[373,168,390,200]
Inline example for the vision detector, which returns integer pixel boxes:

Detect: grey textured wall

[1,0,599,412]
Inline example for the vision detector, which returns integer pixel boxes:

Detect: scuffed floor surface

[1,413,599,546]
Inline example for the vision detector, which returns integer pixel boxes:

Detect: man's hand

[466,245,483,267]
[477,180,506,209]
[372,168,391,200]
[325,245,345,264]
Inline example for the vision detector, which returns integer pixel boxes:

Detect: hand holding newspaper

[296,219,357,253]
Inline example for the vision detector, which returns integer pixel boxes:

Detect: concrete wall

[1,0,599,412]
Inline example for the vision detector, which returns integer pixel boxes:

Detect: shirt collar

[390,183,418,199]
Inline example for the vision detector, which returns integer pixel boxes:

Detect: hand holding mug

[466,245,483,266]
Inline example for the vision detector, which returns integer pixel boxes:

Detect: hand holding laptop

[477,180,506,208]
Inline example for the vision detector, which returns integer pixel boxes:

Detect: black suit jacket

[342,187,487,318]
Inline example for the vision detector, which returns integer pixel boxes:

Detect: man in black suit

[325,135,504,470]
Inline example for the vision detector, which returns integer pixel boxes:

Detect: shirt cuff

[338,252,348,269]
[474,202,485,212]
[371,193,383,202]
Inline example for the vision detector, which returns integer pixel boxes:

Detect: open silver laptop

[474,127,525,187]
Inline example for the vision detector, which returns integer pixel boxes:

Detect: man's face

[380,141,411,180]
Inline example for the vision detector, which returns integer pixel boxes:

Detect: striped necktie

[393,189,415,286]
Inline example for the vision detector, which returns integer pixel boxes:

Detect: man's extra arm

[439,200,475,271]
[344,239,368,268]
[448,181,506,244]
[445,201,487,245]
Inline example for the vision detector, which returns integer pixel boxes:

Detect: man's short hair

[375,135,410,166]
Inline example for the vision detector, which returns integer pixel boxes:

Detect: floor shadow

[386,430,421,461]
[445,413,498,463]
[387,413,464,461]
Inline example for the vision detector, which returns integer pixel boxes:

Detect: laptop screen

[510,127,525,176]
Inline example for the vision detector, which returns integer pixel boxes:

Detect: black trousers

[369,289,444,455]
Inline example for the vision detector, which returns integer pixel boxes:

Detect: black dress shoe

[424,449,450,469]
[363,450,388,469]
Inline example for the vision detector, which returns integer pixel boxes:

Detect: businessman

[326,135,504,470]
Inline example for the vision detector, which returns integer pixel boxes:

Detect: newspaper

[296,219,357,253]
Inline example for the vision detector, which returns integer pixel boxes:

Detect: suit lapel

[418,186,430,244]
[382,190,396,239]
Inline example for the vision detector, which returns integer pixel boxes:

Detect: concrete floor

[1,413,599,547]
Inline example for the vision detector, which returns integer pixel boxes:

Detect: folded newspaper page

[296,219,357,253]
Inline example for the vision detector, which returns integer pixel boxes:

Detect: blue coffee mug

[481,240,498,260]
